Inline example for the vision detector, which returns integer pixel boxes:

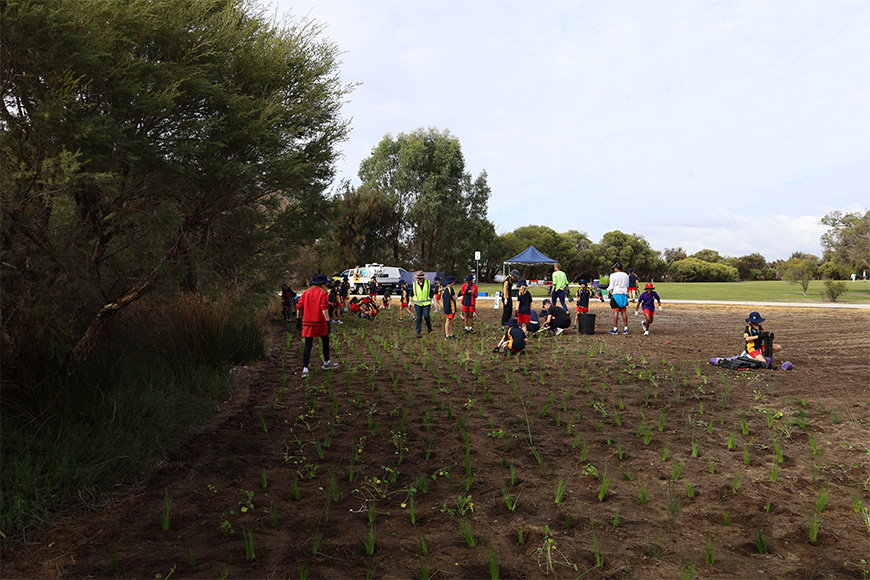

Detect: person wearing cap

[634,283,662,336]
[743,312,782,362]
[575,279,592,315]
[627,268,638,302]
[493,317,526,354]
[367,276,378,301]
[608,263,631,335]
[412,271,433,338]
[442,276,458,340]
[551,263,570,315]
[458,274,478,333]
[515,278,533,334]
[297,274,340,378]
[502,269,520,327]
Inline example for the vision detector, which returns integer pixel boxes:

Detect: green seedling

[816,483,830,512]
[807,513,821,543]
[459,517,476,547]
[555,478,567,503]
[242,526,255,560]
[754,529,768,554]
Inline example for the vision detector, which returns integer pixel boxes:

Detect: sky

[269,0,869,261]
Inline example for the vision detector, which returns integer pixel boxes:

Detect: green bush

[0,296,265,539]
[818,262,849,280]
[820,280,848,302]
[668,258,739,282]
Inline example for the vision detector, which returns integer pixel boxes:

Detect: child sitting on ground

[743,311,782,361]
[493,318,526,354]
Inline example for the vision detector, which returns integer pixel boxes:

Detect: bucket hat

[645,283,655,290]
[518,279,527,286]
[510,269,520,278]
[415,270,426,279]
[311,274,329,285]
[465,274,474,281]
[445,275,456,284]
[507,317,519,327]
[745,311,765,323]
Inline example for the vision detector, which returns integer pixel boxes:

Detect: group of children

[288,272,784,368]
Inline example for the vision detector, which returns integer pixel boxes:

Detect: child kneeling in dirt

[743,311,782,361]
[493,318,526,354]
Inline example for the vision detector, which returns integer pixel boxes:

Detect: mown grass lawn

[478,280,870,304]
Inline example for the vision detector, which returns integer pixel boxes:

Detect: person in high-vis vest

[412,270,433,338]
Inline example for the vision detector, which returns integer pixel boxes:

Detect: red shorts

[576,306,588,313]
[434,293,441,299]
[461,305,475,313]
[369,294,376,300]
[517,313,530,324]
[747,349,762,358]
[445,313,455,319]
[643,308,655,320]
[401,302,408,307]
[628,286,637,291]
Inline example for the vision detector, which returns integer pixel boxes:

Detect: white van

[342,264,408,295]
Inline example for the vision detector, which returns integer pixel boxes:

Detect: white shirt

[609,271,630,295]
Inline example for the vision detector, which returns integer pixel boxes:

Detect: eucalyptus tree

[1,0,352,368]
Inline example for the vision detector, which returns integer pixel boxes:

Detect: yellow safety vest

[412,280,432,306]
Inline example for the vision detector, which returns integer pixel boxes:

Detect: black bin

[577,313,596,335]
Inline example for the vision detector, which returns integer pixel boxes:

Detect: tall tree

[1,0,351,369]
[590,231,663,279]
[357,128,493,271]
[820,210,870,273]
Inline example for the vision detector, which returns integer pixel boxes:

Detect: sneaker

[301,367,309,378]
[609,329,618,335]
[644,330,650,336]
[623,328,629,335]
[322,360,339,371]
[555,327,564,336]
[572,324,577,330]
[399,318,403,322]
[416,334,422,339]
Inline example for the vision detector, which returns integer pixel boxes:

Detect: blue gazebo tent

[502,246,558,283]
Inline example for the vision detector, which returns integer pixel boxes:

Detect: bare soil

[3,302,870,579]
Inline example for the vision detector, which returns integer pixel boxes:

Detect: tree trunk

[69,269,160,371]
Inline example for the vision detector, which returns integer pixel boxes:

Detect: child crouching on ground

[493,318,526,354]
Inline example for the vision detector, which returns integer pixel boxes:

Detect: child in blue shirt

[493,318,526,354]
[634,283,661,336]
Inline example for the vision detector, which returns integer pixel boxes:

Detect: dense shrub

[0,295,265,538]
[668,258,739,282]
[820,280,848,302]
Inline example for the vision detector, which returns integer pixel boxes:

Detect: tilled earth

[4,302,870,579]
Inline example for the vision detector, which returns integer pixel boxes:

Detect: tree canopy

[821,210,870,274]
[1,0,352,368]
[354,128,493,272]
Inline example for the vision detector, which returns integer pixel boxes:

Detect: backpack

[716,356,777,371]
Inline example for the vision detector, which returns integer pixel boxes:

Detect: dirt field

[3,301,869,579]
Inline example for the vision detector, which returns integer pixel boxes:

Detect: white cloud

[272,0,869,260]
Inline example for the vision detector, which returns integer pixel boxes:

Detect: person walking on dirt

[340,275,350,312]
[743,311,782,362]
[297,274,340,378]
[551,263,570,316]
[634,283,661,336]
[412,271,433,338]
[432,276,443,313]
[442,276,458,340]
[502,269,520,327]
[608,263,630,335]
[281,284,297,323]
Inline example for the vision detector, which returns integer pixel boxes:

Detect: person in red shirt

[297,274,340,378]
[458,274,478,333]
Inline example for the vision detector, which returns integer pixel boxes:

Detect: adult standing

[551,263,570,314]
[412,270,433,338]
[502,269,520,326]
[297,274,340,378]
[608,263,630,335]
